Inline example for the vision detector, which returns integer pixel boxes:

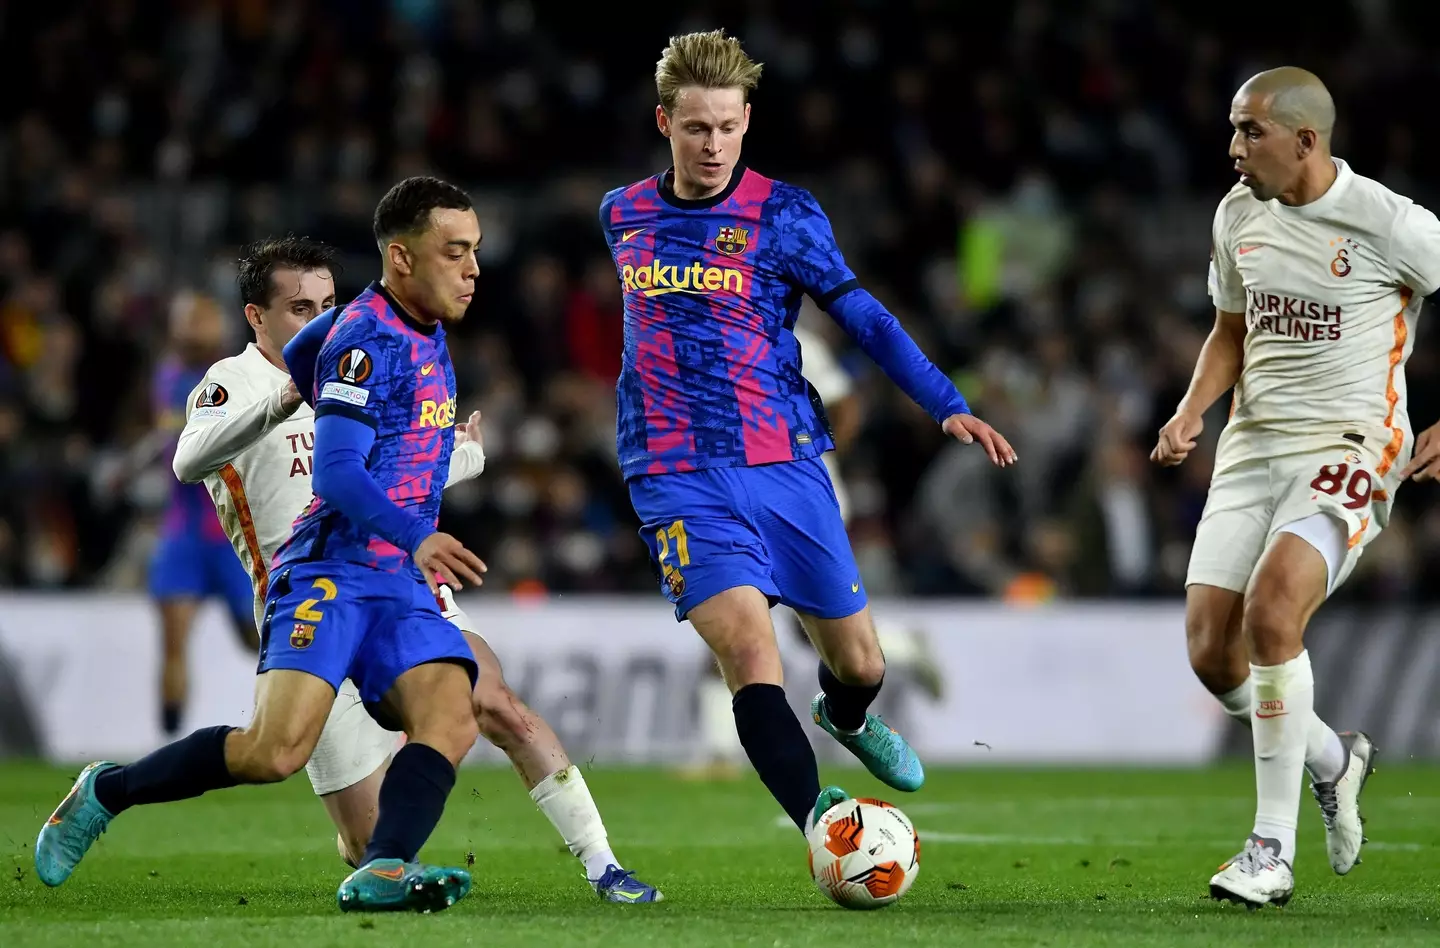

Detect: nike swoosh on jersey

[621,228,645,243]
[420,363,435,376]
[1238,245,1262,255]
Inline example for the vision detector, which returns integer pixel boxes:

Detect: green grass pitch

[2,760,1437,946]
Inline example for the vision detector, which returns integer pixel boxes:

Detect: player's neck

[671,169,732,201]
[378,278,439,328]
[1276,156,1338,208]
[255,338,287,373]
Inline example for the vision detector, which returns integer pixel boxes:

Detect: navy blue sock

[161,704,181,736]
[732,683,821,831]
[361,742,457,865]
[819,662,882,732]
[93,725,237,815]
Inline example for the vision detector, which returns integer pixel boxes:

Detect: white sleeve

[794,326,854,404]
[173,379,297,484]
[444,441,486,487]
[1206,197,1247,313]
[1390,201,1440,298]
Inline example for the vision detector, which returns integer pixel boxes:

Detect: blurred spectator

[3,1,1439,599]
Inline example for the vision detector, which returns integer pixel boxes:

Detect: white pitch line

[775,815,1424,851]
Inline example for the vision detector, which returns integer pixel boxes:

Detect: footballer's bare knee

[396,663,481,765]
[688,586,782,689]
[464,634,531,746]
[1243,533,1328,666]
[800,608,885,686]
[228,670,332,783]
[1184,584,1247,693]
[227,728,314,783]
[474,675,533,748]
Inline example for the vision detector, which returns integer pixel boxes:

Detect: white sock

[1305,714,1347,784]
[1250,653,1314,863]
[698,676,744,762]
[529,765,619,882]
[1215,676,1346,782]
[1217,679,1251,723]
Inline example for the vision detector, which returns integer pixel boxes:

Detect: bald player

[1153,67,1440,908]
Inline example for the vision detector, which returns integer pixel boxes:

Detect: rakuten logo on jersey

[1246,289,1343,341]
[621,258,745,298]
[419,396,456,429]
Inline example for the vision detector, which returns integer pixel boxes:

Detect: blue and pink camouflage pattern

[272,282,457,576]
[153,359,229,543]
[601,165,863,479]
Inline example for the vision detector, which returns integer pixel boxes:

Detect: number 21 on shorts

[655,520,690,596]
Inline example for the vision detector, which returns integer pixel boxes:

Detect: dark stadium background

[2,0,1439,601]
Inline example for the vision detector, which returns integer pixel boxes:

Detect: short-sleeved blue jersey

[272,282,457,576]
[600,164,870,479]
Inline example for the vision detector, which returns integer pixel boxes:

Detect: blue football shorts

[148,533,255,627]
[257,561,478,703]
[627,456,868,621]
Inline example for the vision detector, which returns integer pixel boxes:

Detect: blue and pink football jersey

[601,164,966,479]
[273,282,457,576]
[153,359,229,544]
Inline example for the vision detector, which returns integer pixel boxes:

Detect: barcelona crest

[291,622,315,650]
[714,226,750,256]
[666,569,686,598]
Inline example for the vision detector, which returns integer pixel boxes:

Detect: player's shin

[360,742,457,865]
[732,683,822,831]
[1250,652,1316,862]
[93,725,238,815]
[818,661,882,733]
[529,765,621,881]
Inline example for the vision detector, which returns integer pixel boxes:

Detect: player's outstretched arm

[173,379,303,483]
[1151,309,1246,467]
[782,191,1015,466]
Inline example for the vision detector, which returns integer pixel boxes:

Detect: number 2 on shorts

[294,577,338,622]
[655,519,690,576]
[1309,463,1373,510]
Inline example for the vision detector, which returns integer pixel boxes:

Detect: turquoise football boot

[811,693,925,792]
[337,858,472,913]
[804,785,851,837]
[35,761,118,887]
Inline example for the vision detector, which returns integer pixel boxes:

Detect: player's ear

[742,102,751,133]
[656,105,671,138]
[243,303,264,333]
[1296,127,1316,159]
[387,240,413,278]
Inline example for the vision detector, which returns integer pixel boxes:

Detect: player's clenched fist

[413,532,487,594]
[1151,411,1203,466]
[942,413,1018,467]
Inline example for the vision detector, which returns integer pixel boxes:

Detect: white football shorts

[1186,429,1402,597]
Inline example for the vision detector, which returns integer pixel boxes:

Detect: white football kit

[1188,159,1440,594]
[174,342,486,794]
[794,324,855,522]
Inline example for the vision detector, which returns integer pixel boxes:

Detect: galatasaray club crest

[714,226,750,256]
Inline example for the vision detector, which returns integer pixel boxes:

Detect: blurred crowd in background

[3,0,1440,600]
